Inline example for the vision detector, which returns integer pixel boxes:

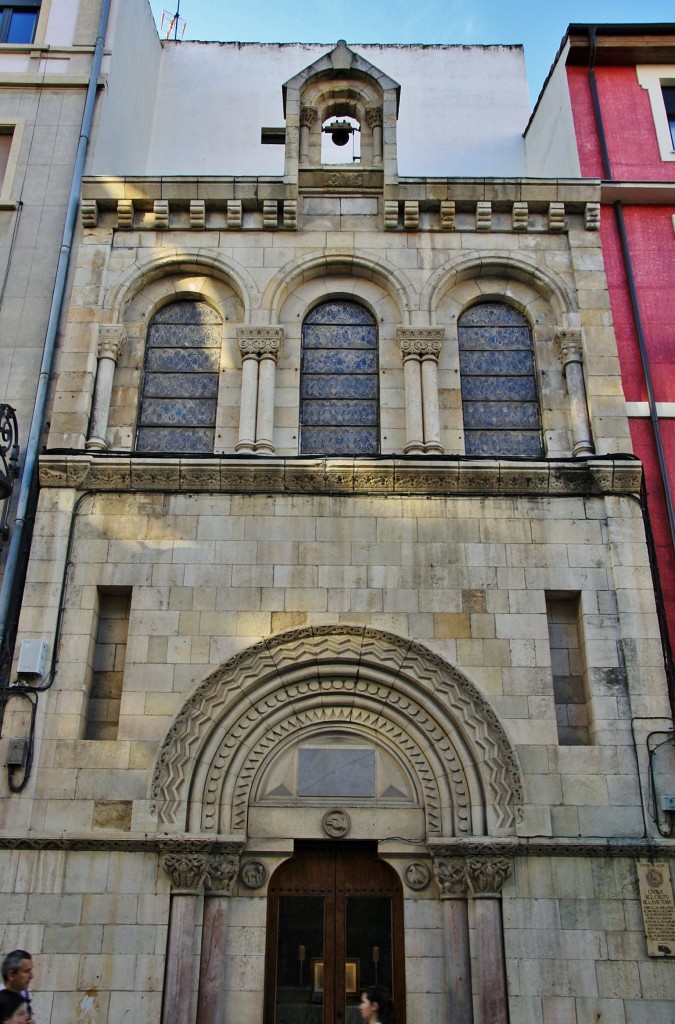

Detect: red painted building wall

[568,61,675,661]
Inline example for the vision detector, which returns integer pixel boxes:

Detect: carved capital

[556,329,584,366]
[465,856,512,895]
[397,328,444,360]
[205,853,240,894]
[300,106,318,128]
[365,107,383,129]
[237,326,284,358]
[433,857,468,897]
[161,852,210,893]
[98,325,127,363]
[433,855,512,897]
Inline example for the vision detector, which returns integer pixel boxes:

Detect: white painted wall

[91,0,162,174]
[524,42,581,177]
[43,0,79,46]
[93,38,531,176]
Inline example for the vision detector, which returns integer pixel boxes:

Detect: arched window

[458,301,543,457]
[300,300,379,455]
[136,300,221,453]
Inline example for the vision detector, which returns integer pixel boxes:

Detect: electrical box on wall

[16,639,48,679]
[661,795,675,812]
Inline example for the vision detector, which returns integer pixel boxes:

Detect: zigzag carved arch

[151,627,524,837]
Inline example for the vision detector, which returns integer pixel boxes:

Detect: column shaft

[162,894,200,1024]
[86,356,116,451]
[442,899,473,1023]
[475,898,509,1024]
[255,355,277,453]
[565,359,594,456]
[236,355,259,452]
[403,356,425,453]
[421,356,443,453]
[197,897,229,1024]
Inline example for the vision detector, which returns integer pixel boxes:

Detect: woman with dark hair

[0,991,29,1023]
[359,984,395,1024]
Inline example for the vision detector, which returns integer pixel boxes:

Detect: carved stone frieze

[98,325,127,362]
[397,328,444,359]
[236,326,284,358]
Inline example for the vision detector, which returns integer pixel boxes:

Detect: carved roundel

[322,809,351,838]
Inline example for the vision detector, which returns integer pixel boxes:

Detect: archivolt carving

[152,627,524,837]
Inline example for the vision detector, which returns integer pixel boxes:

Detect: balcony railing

[0,404,19,547]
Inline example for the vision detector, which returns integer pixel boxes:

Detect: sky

[147,0,675,105]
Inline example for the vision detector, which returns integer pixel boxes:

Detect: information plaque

[637,860,675,957]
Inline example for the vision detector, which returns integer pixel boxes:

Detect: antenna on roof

[160,1,186,41]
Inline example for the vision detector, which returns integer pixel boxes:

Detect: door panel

[265,842,405,1024]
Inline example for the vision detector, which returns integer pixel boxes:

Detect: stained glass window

[458,301,543,457]
[136,300,221,454]
[300,301,379,455]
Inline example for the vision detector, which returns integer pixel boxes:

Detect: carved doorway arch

[152,627,523,840]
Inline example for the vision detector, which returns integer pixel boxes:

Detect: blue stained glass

[458,301,541,457]
[303,324,378,349]
[301,426,380,455]
[461,376,537,401]
[460,350,535,376]
[300,300,379,455]
[301,400,378,425]
[136,427,214,453]
[143,373,219,398]
[306,301,375,325]
[139,398,217,426]
[146,348,220,373]
[302,350,378,375]
[463,401,540,429]
[301,375,378,399]
[148,324,221,348]
[465,431,543,457]
[137,299,221,454]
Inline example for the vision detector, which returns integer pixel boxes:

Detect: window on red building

[663,86,675,149]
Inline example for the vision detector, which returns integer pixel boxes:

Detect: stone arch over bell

[151,627,524,840]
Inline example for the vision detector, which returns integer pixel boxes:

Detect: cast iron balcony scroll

[0,404,19,549]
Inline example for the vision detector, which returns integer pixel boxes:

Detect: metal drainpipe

[587,26,675,694]
[0,0,113,658]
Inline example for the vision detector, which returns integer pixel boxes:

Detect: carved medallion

[240,860,267,889]
[404,862,431,891]
[322,808,351,838]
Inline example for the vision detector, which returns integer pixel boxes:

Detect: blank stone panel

[85,589,131,741]
[546,593,590,746]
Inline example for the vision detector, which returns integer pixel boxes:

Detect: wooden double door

[264,842,405,1024]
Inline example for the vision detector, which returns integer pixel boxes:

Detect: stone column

[197,852,241,1024]
[255,336,282,454]
[365,107,383,165]
[160,851,211,1024]
[433,857,473,1024]
[236,328,283,453]
[86,325,127,451]
[398,328,445,454]
[556,329,595,457]
[299,106,317,164]
[466,856,513,1024]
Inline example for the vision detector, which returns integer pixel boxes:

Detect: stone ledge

[0,831,667,859]
[39,453,643,497]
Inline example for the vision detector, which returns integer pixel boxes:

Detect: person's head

[0,952,32,994]
[359,985,394,1024]
[0,991,29,1023]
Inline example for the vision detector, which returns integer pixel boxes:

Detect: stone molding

[97,324,127,362]
[152,626,524,835]
[38,454,644,498]
[236,326,284,358]
[0,833,669,860]
[432,855,513,897]
[398,327,444,359]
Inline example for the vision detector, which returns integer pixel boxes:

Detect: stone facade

[0,18,673,1024]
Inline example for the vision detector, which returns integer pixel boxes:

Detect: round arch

[151,627,524,839]
[101,249,259,324]
[421,249,580,327]
[261,251,416,325]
